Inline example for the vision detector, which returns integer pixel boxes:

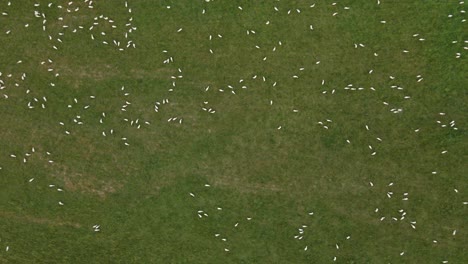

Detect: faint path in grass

[0,211,82,229]
[212,178,283,194]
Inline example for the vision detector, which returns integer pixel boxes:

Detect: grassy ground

[0,0,467,263]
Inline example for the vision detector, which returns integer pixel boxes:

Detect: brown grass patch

[60,63,116,81]
[52,163,124,199]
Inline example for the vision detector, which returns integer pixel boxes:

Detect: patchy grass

[0,0,467,263]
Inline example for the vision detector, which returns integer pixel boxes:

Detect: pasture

[0,0,467,263]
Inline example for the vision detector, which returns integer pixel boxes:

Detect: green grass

[0,0,467,263]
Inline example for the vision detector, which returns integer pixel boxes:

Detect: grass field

[0,0,467,263]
